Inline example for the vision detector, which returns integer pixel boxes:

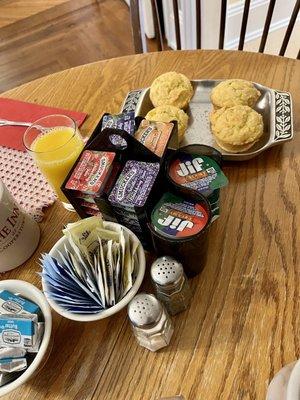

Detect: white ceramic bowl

[0,280,52,397]
[286,359,300,399]
[266,360,300,400]
[42,221,146,322]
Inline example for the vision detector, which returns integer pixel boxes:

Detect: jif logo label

[177,157,204,177]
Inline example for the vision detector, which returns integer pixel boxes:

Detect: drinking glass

[23,114,84,211]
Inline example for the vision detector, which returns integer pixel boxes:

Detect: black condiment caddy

[61,114,223,276]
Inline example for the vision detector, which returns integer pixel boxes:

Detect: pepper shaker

[128,293,174,352]
[150,256,192,316]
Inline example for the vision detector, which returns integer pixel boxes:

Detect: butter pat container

[0,314,38,349]
[0,291,40,316]
[0,357,27,373]
[101,112,135,136]
[0,347,26,360]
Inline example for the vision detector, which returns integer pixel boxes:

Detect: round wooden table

[2,50,300,400]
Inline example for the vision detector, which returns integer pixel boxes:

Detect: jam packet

[109,160,160,208]
[101,112,135,136]
[109,160,160,245]
[168,154,228,195]
[65,150,116,196]
[151,192,209,239]
[134,120,174,157]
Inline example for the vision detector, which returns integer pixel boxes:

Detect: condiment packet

[101,112,135,136]
[168,154,228,194]
[27,322,44,353]
[0,314,38,349]
[65,150,116,195]
[0,347,26,360]
[0,357,27,373]
[151,192,209,239]
[109,160,160,208]
[134,120,174,157]
[0,291,40,316]
[63,216,104,258]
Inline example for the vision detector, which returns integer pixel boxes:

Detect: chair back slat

[151,0,163,51]
[238,0,251,50]
[130,0,143,54]
[129,0,299,58]
[259,0,276,53]
[172,0,181,50]
[279,0,300,56]
[196,0,201,49]
[219,0,227,49]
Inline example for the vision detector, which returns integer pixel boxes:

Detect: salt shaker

[128,293,174,352]
[150,256,192,316]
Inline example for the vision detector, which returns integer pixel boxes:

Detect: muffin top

[211,79,261,108]
[210,105,263,146]
[150,72,193,109]
[145,105,189,142]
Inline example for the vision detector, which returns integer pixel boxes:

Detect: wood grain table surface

[1,50,300,400]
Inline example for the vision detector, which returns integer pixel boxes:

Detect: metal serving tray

[121,80,293,161]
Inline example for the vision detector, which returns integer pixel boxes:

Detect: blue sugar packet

[0,291,40,316]
[40,254,104,314]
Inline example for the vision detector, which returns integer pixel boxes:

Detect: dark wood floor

[0,0,138,93]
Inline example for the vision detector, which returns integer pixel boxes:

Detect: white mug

[0,180,40,272]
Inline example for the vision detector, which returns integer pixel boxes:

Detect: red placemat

[0,98,87,220]
[0,98,87,151]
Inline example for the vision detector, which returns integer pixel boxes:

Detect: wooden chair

[129,0,300,59]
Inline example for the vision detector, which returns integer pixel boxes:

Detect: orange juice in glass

[23,115,84,210]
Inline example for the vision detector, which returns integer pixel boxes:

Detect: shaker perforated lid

[150,256,183,286]
[128,293,163,328]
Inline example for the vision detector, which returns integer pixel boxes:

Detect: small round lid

[150,256,183,286]
[128,293,163,328]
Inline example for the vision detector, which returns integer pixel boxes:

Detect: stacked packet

[0,291,44,388]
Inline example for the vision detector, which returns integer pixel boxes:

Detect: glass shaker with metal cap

[150,256,192,316]
[128,293,174,352]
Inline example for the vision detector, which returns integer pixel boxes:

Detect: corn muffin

[210,105,263,153]
[150,72,193,109]
[211,79,261,109]
[145,105,189,142]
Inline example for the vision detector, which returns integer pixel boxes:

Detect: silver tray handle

[270,89,294,146]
